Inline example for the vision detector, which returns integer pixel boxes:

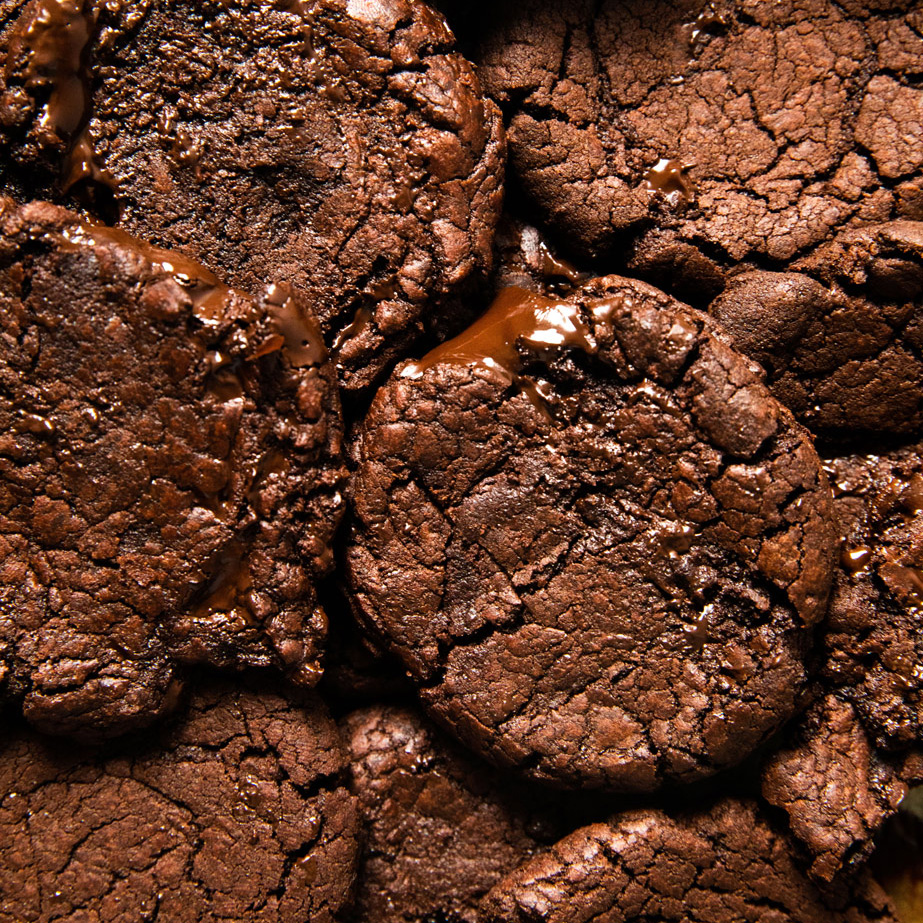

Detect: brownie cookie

[0,199,345,739]
[0,681,360,922]
[480,798,899,923]
[710,222,923,435]
[0,0,505,390]
[821,444,923,750]
[477,0,922,275]
[761,693,914,882]
[759,442,923,879]
[346,276,836,792]
[343,705,567,923]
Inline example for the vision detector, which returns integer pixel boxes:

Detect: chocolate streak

[11,0,116,194]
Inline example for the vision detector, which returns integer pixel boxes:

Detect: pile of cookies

[1,0,922,920]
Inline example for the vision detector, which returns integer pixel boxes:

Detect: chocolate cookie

[759,442,923,880]
[346,277,836,791]
[481,798,899,923]
[0,199,345,739]
[0,0,505,390]
[761,693,914,882]
[0,681,360,922]
[710,222,923,435]
[822,444,923,749]
[343,704,567,923]
[477,0,921,276]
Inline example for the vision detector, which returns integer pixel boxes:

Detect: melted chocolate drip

[265,284,327,367]
[14,0,117,197]
[644,159,696,204]
[59,222,231,321]
[402,287,598,384]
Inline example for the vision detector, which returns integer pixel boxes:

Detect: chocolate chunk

[1,0,505,390]
[481,798,899,923]
[0,199,345,739]
[0,681,360,922]
[346,277,836,791]
[343,704,567,923]
[476,0,921,287]
[711,222,923,435]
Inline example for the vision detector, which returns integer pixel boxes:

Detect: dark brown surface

[342,704,567,923]
[710,222,923,435]
[477,0,922,270]
[0,198,345,740]
[822,444,923,750]
[761,693,908,882]
[0,681,360,923]
[481,798,900,923]
[759,442,923,882]
[346,276,836,792]
[476,0,923,435]
[0,0,506,390]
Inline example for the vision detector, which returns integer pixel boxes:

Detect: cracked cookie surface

[343,704,568,923]
[710,222,923,435]
[0,681,360,923]
[477,0,922,278]
[480,798,899,923]
[0,0,505,390]
[346,276,836,792]
[760,443,923,880]
[0,199,345,739]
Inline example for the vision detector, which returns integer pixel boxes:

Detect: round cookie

[481,798,900,923]
[343,704,568,923]
[0,0,505,390]
[477,0,922,273]
[0,198,345,739]
[346,277,837,792]
[0,681,360,923]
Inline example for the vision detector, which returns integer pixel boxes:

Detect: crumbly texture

[0,681,360,923]
[710,222,923,435]
[481,798,900,923]
[0,0,506,390]
[346,275,836,792]
[761,693,909,882]
[759,442,923,882]
[477,0,922,272]
[342,705,567,923]
[822,444,923,749]
[0,199,345,740]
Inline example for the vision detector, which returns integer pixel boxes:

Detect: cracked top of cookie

[0,681,360,923]
[481,798,899,923]
[346,277,836,792]
[822,444,923,749]
[343,704,564,923]
[477,0,922,284]
[0,0,506,390]
[0,198,345,740]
